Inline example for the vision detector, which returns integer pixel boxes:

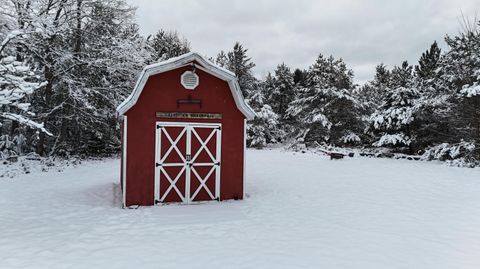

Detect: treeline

[212,29,480,166]
[0,0,188,157]
[1,0,479,165]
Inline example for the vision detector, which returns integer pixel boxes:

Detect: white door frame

[154,121,222,204]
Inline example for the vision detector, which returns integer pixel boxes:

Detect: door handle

[186,154,191,161]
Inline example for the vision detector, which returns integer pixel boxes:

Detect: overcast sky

[128,0,478,83]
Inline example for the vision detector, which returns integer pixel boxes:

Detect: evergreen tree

[411,41,445,151]
[246,87,283,148]
[434,21,480,160]
[218,42,257,98]
[262,72,275,98]
[287,54,363,145]
[245,72,287,148]
[216,43,281,147]
[293,68,307,87]
[358,63,390,110]
[270,63,295,119]
[369,61,420,153]
[146,30,190,63]
[415,41,441,80]
[2,1,479,165]
[215,51,229,68]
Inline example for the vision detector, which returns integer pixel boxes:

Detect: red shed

[117,52,255,207]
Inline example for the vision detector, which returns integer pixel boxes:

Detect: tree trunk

[36,54,54,156]
[476,96,480,145]
[36,132,46,156]
[74,0,83,54]
[10,121,19,137]
[35,0,67,156]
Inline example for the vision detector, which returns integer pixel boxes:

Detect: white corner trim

[116,52,255,120]
[243,118,247,199]
[122,115,128,208]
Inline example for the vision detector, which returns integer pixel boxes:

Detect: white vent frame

[181,71,199,90]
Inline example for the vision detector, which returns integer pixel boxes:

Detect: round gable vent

[181,71,199,90]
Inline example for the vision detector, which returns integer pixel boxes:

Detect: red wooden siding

[122,64,245,206]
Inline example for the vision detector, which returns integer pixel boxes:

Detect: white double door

[154,122,221,204]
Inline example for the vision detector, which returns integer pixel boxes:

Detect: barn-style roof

[116,52,255,119]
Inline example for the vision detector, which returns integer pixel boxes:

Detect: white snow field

[1,149,480,269]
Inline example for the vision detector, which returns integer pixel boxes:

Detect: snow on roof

[116,52,255,120]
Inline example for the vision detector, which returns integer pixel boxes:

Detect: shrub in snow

[286,137,310,153]
[422,142,478,167]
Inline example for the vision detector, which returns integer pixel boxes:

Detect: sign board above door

[156,112,222,119]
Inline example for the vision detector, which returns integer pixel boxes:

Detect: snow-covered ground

[1,149,480,269]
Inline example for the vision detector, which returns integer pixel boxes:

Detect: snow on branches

[373,133,410,147]
[367,62,419,150]
[460,84,480,97]
[0,49,49,135]
[287,54,364,145]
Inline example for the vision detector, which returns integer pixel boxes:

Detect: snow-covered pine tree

[287,54,363,146]
[218,42,257,98]
[215,43,284,147]
[215,51,229,69]
[415,41,442,80]
[411,41,447,151]
[146,30,190,63]
[434,20,480,161]
[369,61,419,153]
[269,63,295,120]
[293,68,308,87]
[259,72,276,102]
[357,63,390,111]
[246,81,284,148]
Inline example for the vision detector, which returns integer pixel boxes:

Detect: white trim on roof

[116,52,255,120]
